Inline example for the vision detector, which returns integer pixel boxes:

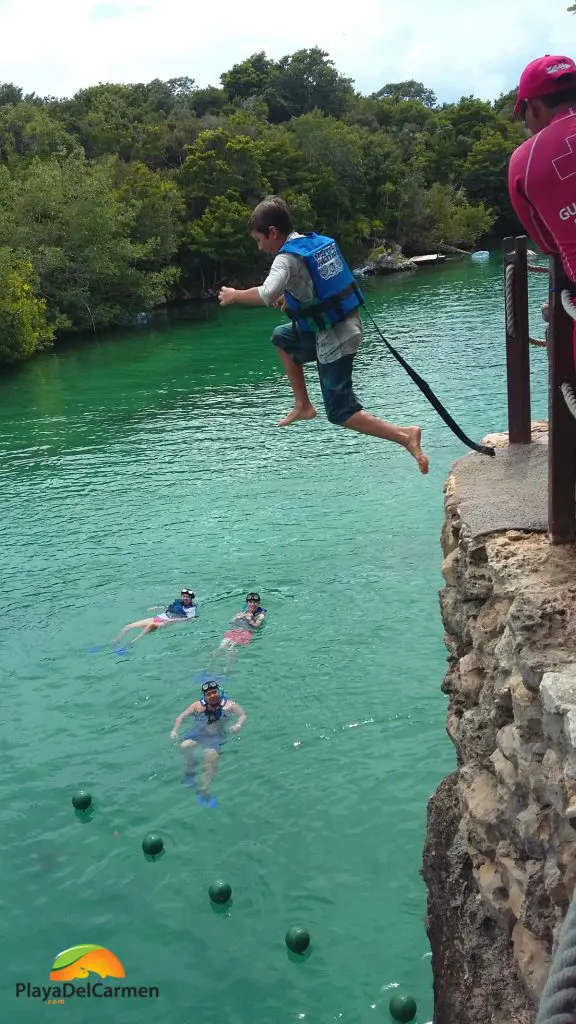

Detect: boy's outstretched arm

[219,286,265,307]
[219,260,291,308]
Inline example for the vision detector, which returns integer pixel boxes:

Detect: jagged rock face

[423,474,576,1024]
[423,775,534,1024]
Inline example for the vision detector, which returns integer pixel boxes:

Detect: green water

[0,258,549,1023]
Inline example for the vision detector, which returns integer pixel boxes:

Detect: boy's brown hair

[249,195,294,237]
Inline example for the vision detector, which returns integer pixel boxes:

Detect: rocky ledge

[359,241,415,275]
[422,468,576,1024]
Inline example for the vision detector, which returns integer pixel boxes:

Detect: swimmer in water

[170,680,247,806]
[112,588,197,645]
[212,592,266,668]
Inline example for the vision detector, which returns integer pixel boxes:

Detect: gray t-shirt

[258,232,362,365]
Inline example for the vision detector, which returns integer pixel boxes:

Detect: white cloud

[0,0,573,102]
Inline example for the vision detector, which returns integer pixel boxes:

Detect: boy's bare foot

[405,426,429,474]
[277,404,317,427]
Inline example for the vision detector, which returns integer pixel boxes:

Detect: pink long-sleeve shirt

[508,107,576,281]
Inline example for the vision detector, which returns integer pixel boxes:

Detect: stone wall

[422,471,576,1024]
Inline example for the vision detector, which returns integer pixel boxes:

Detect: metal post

[503,236,531,443]
[548,256,576,543]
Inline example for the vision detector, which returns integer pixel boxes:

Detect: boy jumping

[218,195,429,474]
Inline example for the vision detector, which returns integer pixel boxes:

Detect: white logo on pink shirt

[560,202,576,221]
[553,135,576,182]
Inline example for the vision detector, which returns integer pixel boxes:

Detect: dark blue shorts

[183,729,225,751]
[272,324,362,425]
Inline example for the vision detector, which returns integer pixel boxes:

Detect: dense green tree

[290,113,364,192]
[255,125,307,193]
[221,52,275,102]
[420,183,493,247]
[0,83,24,106]
[179,128,269,216]
[274,48,354,119]
[372,97,435,134]
[189,86,227,118]
[221,48,354,122]
[0,247,54,364]
[493,88,518,116]
[183,191,258,288]
[460,129,521,225]
[0,48,529,364]
[0,155,179,331]
[0,102,80,164]
[115,162,186,265]
[375,80,437,107]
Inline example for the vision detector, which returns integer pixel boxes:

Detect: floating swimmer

[211,592,266,669]
[112,588,197,646]
[170,679,247,808]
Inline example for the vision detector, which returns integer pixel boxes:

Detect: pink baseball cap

[514,55,576,115]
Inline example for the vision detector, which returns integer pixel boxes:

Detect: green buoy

[142,833,164,857]
[72,790,92,811]
[389,993,417,1023]
[285,926,310,954]
[208,880,232,905]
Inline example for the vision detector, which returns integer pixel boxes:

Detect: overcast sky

[0,0,573,103]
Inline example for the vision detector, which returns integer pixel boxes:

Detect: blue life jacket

[200,692,228,722]
[240,605,266,630]
[165,600,186,617]
[279,233,364,334]
[166,598,196,618]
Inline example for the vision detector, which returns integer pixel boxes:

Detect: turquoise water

[0,257,548,1023]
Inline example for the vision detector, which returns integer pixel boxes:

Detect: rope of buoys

[364,308,495,457]
[527,265,550,274]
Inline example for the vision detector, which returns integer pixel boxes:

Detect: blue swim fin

[114,645,128,655]
[182,770,197,789]
[197,793,218,809]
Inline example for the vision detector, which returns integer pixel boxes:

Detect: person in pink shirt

[508,55,576,360]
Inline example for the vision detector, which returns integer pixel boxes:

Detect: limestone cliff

[423,461,576,1024]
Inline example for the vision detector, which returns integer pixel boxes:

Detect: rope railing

[505,258,547,345]
[561,382,576,423]
[502,238,576,543]
[505,263,516,338]
[503,236,531,442]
